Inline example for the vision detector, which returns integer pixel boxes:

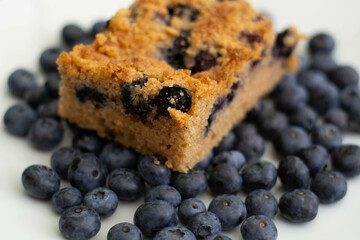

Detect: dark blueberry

[3,103,38,136]
[25,86,49,108]
[188,212,222,240]
[72,131,104,154]
[208,194,247,229]
[155,85,192,116]
[134,200,178,236]
[324,108,348,131]
[349,102,360,130]
[289,106,318,132]
[91,21,107,38]
[209,163,242,195]
[62,24,86,46]
[274,83,308,113]
[278,156,310,191]
[213,132,236,154]
[241,161,277,193]
[52,187,83,213]
[37,99,59,119]
[51,147,82,179]
[66,120,85,135]
[310,53,337,72]
[309,33,335,55]
[272,29,295,58]
[107,222,143,240]
[204,234,232,240]
[178,198,207,225]
[234,134,265,162]
[245,189,278,218]
[40,47,65,72]
[195,151,214,170]
[145,185,182,208]
[299,145,329,177]
[7,69,37,98]
[298,55,309,73]
[272,74,297,95]
[273,126,311,156]
[100,142,137,171]
[120,78,152,120]
[331,145,360,177]
[257,109,289,140]
[154,226,196,240]
[312,124,342,151]
[211,150,246,171]
[21,164,60,199]
[191,50,218,73]
[279,189,319,223]
[137,155,171,186]
[311,170,347,203]
[28,118,63,150]
[328,66,359,89]
[168,5,200,21]
[108,168,145,200]
[171,168,207,199]
[308,80,339,114]
[246,99,265,121]
[68,153,107,193]
[59,205,101,239]
[239,32,263,44]
[234,123,258,137]
[340,85,360,110]
[74,35,94,45]
[83,187,118,218]
[297,70,328,89]
[240,215,278,240]
[164,30,190,69]
[76,86,107,106]
[45,72,61,97]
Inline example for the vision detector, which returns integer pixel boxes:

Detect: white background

[0,0,360,239]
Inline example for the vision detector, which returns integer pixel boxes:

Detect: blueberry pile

[3,20,360,240]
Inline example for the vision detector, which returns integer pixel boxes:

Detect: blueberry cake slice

[57,0,302,172]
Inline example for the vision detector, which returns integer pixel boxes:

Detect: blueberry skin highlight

[245,189,278,218]
[297,70,328,89]
[134,200,178,236]
[62,24,86,46]
[3,103,38,136]
[68,153,107,194]
[7,68,37,98]
[22,164,60,199]
[312,124,342,152]
[209,163,242,195]
[40,47,66,72]
[84,187,118,218]
[324,108,349,131]
[311,170,347,203]
[273,126,311,156]
[108,168,145,201]
[309,33,335,55]
[171,168,208,199]
[279,189,319,223]
[299,145,329,177]
[278,156,310,191]
[51,147,82,180]
[107,222,143,240]
[100,142,137,171]
[153,226,196,240]
[137,155,171,186]
[59,205,101,240]
[211,150,246,171]
[328,65,359,89]
[28,118,64,150]
[240,215,278,240]
[331,145,360,177]
[188,211,222,240]
[52,187,83,213]
[145,185,181,207]
[208,194,247,229]
[178,198,207,225]
[241,161,277,193]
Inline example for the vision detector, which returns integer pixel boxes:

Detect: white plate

[0,0,359,239]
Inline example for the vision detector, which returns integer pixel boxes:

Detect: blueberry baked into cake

[57,0,302,172]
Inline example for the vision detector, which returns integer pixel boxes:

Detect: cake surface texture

[57,0,301,172]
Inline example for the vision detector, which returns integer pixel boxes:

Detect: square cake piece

[57,0,301,172]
